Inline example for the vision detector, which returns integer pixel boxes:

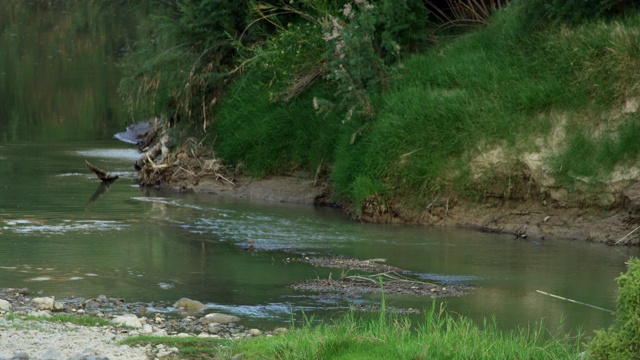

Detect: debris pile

[115,119,234,190]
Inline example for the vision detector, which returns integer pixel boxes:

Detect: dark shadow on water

[85,180,117,209]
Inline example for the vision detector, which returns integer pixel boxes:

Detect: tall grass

[332,6,640,207]
[211,67,344,176]
[210,3,640,207]
[226,303,583,360]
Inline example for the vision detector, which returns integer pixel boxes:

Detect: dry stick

[536,290,613,313]
[615,225,640,245]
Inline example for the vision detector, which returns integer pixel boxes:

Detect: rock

[111,314,143,328]
[231,354,244,360]
[248,328,262,337]
[27,310,51,318]
[52,301,64,311]
[68,348,109,360]
[156,346,179,359]
[0,299,12,312]
[208,324,220,333]
[10,352,30,360]
[140,324,153,334]
[31,297,54,310]
[173,298,206,312]
[273,327,288,335]
[41,348,64,360]
[199,313,240,324]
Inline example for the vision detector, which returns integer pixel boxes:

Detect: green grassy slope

[212,4,640,213]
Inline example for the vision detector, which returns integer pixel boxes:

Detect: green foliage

[227,302,582,359]
[331,6,640,206]
[320,0,429,119]
[589,258,640,359]
[212,67,343,176]
[118,0,249,129]
[516,0,630,30]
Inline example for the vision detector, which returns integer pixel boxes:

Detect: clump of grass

[25,313,113,327]
[212,67,343,177]
[332,6,640,207]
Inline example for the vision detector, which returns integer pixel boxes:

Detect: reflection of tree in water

[0,1,140,142]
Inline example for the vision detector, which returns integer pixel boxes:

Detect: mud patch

[292,275,466,299]
[289,255,468,298]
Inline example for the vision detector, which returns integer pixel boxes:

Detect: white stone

[248,329,262,337]
[0,299,11,312]
[140,324,153,334]
[53,301,65,311]
[201,312,240,324]
[273,327,288,335]
[153,329,168,337]
[157,347,179,359]
[173,297,205,312]
[28,310,52,318]
[176,332,189,337]
[111,314,143,328]
[32,296,55,310]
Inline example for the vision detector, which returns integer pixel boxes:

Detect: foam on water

[4,219,126,235]
[75,148,141,161]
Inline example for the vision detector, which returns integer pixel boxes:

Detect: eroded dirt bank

[120,123,640,246]
[146,168,640,246]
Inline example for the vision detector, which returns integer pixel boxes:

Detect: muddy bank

[120,122,640,245]
[292,256,467,300]
[162,173,640,245]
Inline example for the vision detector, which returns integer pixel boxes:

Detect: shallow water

[1,141,639,334]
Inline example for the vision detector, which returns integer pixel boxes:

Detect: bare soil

[174,174,640,245]
[129,128,640,245]
[291,256,467,299]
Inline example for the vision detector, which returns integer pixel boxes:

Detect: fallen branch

[536,290,613,313]
[344,271,438,287]
[615,225,640,245]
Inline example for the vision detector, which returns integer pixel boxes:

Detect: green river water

[1,1,639,335]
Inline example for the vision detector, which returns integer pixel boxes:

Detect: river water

[1,1,639,335]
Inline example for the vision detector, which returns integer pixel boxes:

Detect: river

[1,0,639,335]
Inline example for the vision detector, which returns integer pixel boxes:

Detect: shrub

[516,0,632,30]
[589,257,640,359]
[118,0,249,130]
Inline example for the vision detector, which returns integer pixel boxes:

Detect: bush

[589,257,640,359]
[516,0,631,30]
[118,0,249,129]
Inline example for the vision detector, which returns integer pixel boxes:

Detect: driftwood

[536,290,613,313]
[85,160,119,182]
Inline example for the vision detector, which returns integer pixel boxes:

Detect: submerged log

[85,160,119,182]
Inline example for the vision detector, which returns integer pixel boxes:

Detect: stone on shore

[31,297,55,310]
[173,297,206,312]
[111,314,143,328]
[199,312,240,324]
[0,299,12,312]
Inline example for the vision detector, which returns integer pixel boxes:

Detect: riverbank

[0,286,584,360]
[144,165,639,245]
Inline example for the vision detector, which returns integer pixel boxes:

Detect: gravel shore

[0,288,284,360]
[0,318,149,360]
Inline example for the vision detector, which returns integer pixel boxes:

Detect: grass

[122,303,583,360]
[210,4,640,209]
[4,312,113,327]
